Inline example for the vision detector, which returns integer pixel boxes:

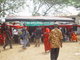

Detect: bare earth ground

[0,42,80,60]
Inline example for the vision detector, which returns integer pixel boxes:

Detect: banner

[21,21,54,26]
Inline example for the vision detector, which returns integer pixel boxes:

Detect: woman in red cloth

[71,32,77,42]
[43,27,51,53]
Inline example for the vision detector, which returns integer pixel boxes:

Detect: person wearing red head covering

[71,32,77,42]
[43,27,51,53]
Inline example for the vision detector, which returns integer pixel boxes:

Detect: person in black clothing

[1,23,12,50]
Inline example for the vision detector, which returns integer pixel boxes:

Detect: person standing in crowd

[31,31,36,43]
[1,22,12,50]
[20,27,30,49]
[43,27,51,53]
[71,31,77,42]
[34,27,42,47]
[49,25,63,60]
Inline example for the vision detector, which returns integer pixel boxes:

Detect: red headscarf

[45,28,50,33]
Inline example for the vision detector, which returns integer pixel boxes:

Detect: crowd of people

[0,22,78,60]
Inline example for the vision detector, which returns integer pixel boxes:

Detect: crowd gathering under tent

[0,16,79,44]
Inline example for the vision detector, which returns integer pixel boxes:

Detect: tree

[27,0,45,16]
[0,0,26,17]
[31,0,43,16]
[27,0,64,16]
[36,0,80,9]
[30,0,80,16]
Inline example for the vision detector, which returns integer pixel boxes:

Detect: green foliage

[69,0,80,8]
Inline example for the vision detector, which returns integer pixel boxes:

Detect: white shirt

[13,29,18,35]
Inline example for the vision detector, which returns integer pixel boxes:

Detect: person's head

[23,23,26,26]
[1,22,7,31]
[22,27,26,32]
[54,24,58,28]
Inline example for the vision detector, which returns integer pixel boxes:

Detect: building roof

[5,16,74,22]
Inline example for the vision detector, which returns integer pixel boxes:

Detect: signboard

[21,21,54,26]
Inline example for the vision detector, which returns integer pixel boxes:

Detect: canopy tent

[5,16,75,26]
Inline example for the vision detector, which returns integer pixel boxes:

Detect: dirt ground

[0,42,80,60]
